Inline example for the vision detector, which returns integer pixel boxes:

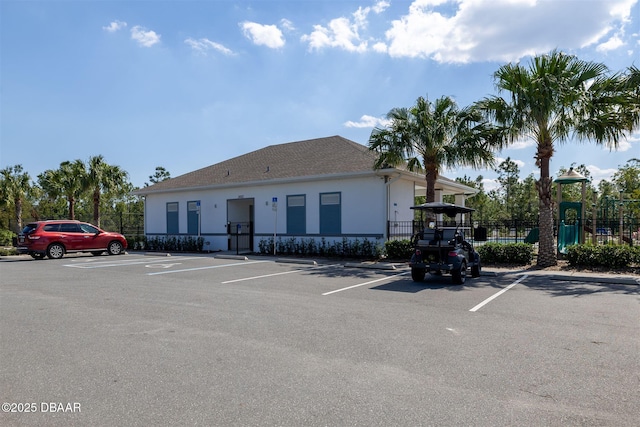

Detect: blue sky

[1,0,639,190]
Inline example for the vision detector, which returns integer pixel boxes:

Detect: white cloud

[131,26,160,47]
[241,22,285,48]
[185,38,234,55]
[301,2,389,53]
[482,177,500,192]
[302,17,368,52]
[608,131,639,152]
[280,19,295,32]
[379,0,636,63]
[586,164,618,185]
[103,20,127,32]
[495,156,526,169]
[343,115,391,128]
[597,35,625,52]
[509,138,536,150]
[373,1,391,14]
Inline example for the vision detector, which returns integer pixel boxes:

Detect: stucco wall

[143,174,407,251]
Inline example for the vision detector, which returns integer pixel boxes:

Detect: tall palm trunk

[425,163,438,203]
[14,197,23,233]
[68,196,75,220]
[93,187,101,227]
[536,152,557,267]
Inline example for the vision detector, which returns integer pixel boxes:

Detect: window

[319,192,341,234]
[167,202,179,234]
[187,201,200,235]
[79,223,100,234]
[60,223,80,233]
[287,195,306,234]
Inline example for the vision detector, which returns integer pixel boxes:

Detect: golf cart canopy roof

[410,202,475,217]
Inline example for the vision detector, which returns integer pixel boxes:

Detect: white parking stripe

[64,257,202,269]
[221,263,341,284]
[222,269,303,283]
[469,274,528,312]
[147,260,270,276]
[322,272,408,295]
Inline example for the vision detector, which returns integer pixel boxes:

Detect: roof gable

[138,136,379,193]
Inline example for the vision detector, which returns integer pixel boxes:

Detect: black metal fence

[388,218,640,246]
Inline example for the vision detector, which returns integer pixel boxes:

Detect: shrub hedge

[566,244,640,268]
[125,235,204,252]
[258,237,383,259]
[384,239,414,260]
[477,242,534,265]
[0,247,18,256]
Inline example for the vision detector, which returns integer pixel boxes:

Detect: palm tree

[478,50,639,267]
[86,155,129,227]
[0,165,32,232]
[38,160,87,220]
[369,95,504,203]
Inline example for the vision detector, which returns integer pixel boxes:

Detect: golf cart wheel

[471,261,481,278]
[411,268,426,282]
[452,261,466,284]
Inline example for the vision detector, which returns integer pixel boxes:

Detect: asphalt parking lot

[1,253,639,426]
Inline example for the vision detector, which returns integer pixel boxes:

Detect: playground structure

[555,168,588,255]
[523,167,639,255]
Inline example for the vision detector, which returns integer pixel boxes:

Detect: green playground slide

[557,221,580,254]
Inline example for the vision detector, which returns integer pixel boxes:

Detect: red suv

[17,220,127,260]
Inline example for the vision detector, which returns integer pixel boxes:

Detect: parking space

[1,253,638,426]
[50,254,523,311]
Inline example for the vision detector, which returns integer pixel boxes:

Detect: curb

[548,274,640,285]
[275,258,318,266]
[142,252,172,257]
[217,254,250,261]
[344,262,398,270]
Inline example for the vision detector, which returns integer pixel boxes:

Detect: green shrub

[566,244,638,268]
[0,229,16,246]
[477,242,533,265]
[384,239,414,259]
[633,246,640,265]
[0,247,19,256]
[142,235,204,252]
[125,235,147,251]
[258,237,382,259]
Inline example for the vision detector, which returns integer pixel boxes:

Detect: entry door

[227,199,254,252]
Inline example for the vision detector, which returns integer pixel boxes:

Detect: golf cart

[408,202,481,284]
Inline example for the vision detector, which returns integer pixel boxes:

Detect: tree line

[0,160,171,234]
[452,159,640,224]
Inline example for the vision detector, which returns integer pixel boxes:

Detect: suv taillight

[448,251,458,257]
[28,235,41,240]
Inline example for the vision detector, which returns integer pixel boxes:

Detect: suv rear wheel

[47,243,65,259]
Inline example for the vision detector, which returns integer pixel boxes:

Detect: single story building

[133,135,477,252]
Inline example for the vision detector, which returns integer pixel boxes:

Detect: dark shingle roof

[137,136,379,193]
